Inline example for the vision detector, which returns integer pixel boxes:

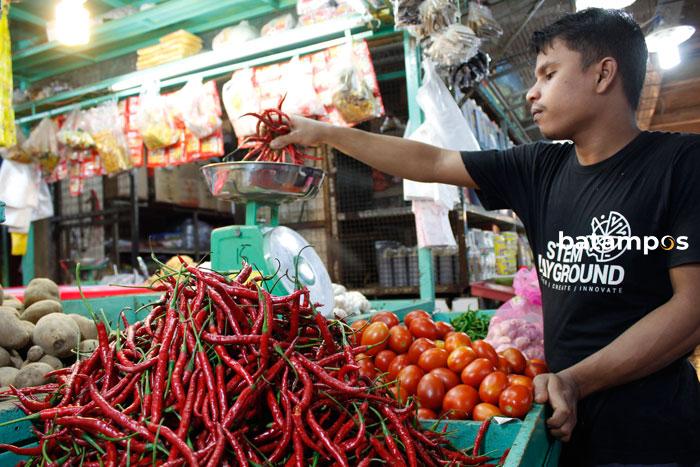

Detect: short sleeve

[667,142,700,268]
[461,142,545,220]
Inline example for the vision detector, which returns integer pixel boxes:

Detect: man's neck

[573,116,641,166]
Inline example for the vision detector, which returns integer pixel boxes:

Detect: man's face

[526,39,600,141]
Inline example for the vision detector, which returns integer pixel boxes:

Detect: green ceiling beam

[8,6,46,27]
[20,0,293,83]
[12,0,258,68]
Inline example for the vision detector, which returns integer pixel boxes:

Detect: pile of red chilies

[240,96,321,165]
[0,261,499,466]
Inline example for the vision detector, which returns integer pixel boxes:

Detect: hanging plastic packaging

[391,0,422,30]
[0,1,16,148]
[425,24,481,67]
[282,56,326,117]
[90,102,132,175]
[23,118,60,176]
[331,42,381,124]
[222,68,261,140]
[135,80,180,150]
[175,77,222,138]
[57,109,95,149]
[467,2,503,41]
[1,125,32,163]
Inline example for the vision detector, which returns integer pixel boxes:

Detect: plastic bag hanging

[175,77,222,139]
[222,68,261,142]
[467,2,503,41]
[90,101,132,175]
[331,39,381,124]
[57,109,95,149]
[391,0,422,30]
[282,55,326,118]
[23,118,60,176]
[135,80,180,150]
[1,125,32,163]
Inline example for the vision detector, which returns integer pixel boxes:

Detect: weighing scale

[201,161,335,317]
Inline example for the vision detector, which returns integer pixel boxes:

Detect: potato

[0,347,9,367]
[78,339,98,356]
[10,357,23,369]
[0,306,20,319]
[0,308,32,350]
[24,278,60,308]
[33,313,80,358]
[68,314,98,341]
[0,400,18,411]
[2,296,23,312]
[27,345,44,363]
[21,320,35,337]
[38,355,63,370]
[21,299,63,324]
[0,367,19,387]
[14,362,54,388]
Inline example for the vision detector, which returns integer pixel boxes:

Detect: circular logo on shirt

[588,211,632,262]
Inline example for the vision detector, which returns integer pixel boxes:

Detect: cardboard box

[154,167,178,204]
[103,166,148,200]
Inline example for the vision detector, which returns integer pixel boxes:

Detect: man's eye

[546,72,556,80]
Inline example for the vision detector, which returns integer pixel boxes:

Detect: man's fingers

[533,374,550,404]
[270,134,293,150]
[546,377,574,428]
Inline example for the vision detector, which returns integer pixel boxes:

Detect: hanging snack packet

[90,102,132,175]
[135,80,180,150]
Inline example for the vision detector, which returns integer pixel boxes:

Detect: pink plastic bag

[513,266,542,306]
[486,267,545,360]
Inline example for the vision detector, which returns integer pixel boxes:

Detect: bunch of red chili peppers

[0,260,500,466]
[240,96,321,165]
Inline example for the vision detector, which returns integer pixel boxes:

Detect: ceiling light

[646,25,695,70]
[54,0,91,46]
[575,0,637,11]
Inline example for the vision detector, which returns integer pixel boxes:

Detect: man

[271,8,700,466]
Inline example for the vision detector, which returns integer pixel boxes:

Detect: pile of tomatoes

[349,310,549,421]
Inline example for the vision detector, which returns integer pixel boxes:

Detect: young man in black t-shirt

[271,8,700,466]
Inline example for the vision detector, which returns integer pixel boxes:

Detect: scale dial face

[263,226,334,317]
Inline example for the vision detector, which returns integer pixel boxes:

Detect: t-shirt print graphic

[587,211,631,262]
[538,211,629,294]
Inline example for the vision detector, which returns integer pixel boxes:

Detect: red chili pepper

[87,383,155,443]
[306,408,349,466]
[380,405,417,467]
[145,421,199,467]
[473,418,491,456]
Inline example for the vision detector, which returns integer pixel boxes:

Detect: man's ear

[595,57,618,94]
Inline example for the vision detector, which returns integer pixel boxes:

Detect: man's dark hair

[531,8,648,110]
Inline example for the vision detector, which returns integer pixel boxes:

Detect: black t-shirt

[461,131,700,465]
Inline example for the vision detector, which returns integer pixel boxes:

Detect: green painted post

[21,225,35,286]
[270,205,279,227]
[245,202,259,226]
[403,30,435,304]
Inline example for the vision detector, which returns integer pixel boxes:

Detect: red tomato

[407,338,435,364]
[416,374,446,411]
[349,319,369,346]
[404,310,431,328]
[507,375,534,392]
[478,371,509,405]
[472,340,499,366]
[388,325,413,354]
[417,408,438,419]
[524,359,549,379]
[472,403,503,421]
[390,385,408,405]
[501,348,526,374]
[499,385,533,419]
[370,311,400,329]
[409,318,439,340]
[417,348,449,372]
[374,350,397,373]
[397,365,425,396]
[357,357,377,381]
[460,358,496,388]
[387,354,409,382]
[429,368,460,391]
[444,332,472,353]
[447,346,477,374]
[360,322,389,356]
[442,384,479,420]
[497,355,511,374]
[435,321,454,339]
